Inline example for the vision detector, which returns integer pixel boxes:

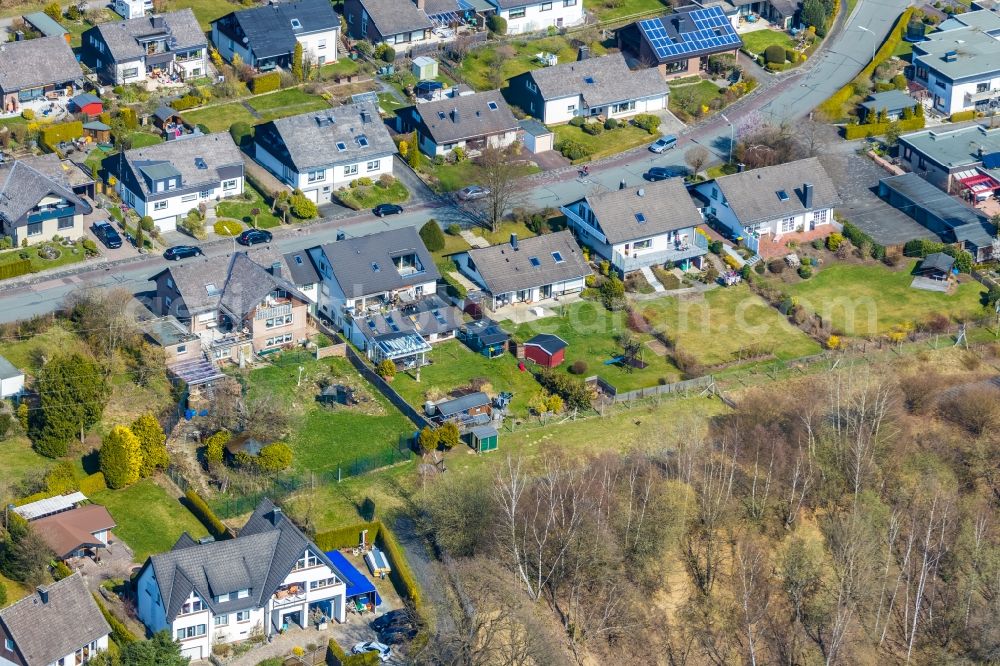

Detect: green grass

[245,353,414,476]
[638,285,823,367]
[215,183,282,229]
[705,163,739,179]
[377,93,406,117]
[392,339,543,418]
[91,479,208,561]
[182,102,256,133]
[778,261,988,338]
[511,299,682,392]
[552,123,656,162]
[127,131,163,148]
[459,36,607,91]
[0,436,53,489]
[423,159,540,193]
[739,29,796,55]
[0,241,89,274]
[335,179,409,210]
[892,41,914,58]
[320,59,362,79]
[164,0,240,30]
[248,88,329,122]
[213,219,243,236]
[590,0,670,22]
[669,80,723,117]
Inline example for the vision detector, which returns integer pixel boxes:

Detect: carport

[326,550,382,612]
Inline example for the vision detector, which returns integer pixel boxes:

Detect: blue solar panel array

[639,6,740,60]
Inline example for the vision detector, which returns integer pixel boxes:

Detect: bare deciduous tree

[685,146,711,175]
[478,145,524,233]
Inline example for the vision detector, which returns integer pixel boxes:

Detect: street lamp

[720,112,734,165]
[858,25,876,63]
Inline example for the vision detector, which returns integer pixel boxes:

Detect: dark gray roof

[518,118,551,138]
[0,355,21,381]
[465,230,590,295]
[523,53,669,107]
[0,574,110,666]
[921,252,955,273]
[71,93,101,107]
[861,90,916,113]
[356,294,463,339]
[0,35,82,92]
[315,227,440,298]
[90,10,204,62]
[584,178,703,244]
[218,252,309,320]
[408,91,519,145]
[119,132,242,198]
[218,0,339,59]
[154,105,181,121]
[462,318,509,345]
[147,498,346,622]
[712,157,840,226]
[436,391,490,417]
[525,333,566,354]
[283,249,322,287]
[0,155,91,226]
[879,172,995,249]
[357,0,432,37]
[257,102,393,172]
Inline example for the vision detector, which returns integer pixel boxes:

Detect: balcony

[272,582,306,607]
[966,89,1000,106]
[27,205,75,224]
[613,233,708,272]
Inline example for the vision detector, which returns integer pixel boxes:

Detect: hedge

[40,120,84,148]
[313,522,380,551]
[327,639,380,666]
[0,259,33,280]
[442,271,467,300]
[183,488,230,539]
[375,523,422,615]
[842,220,885,260]
[93,593,138,645]
[170,95,203,111]
[79,472,107,495]
[251,71,281,94]
[843,115,924,139]
[950,110,976,123]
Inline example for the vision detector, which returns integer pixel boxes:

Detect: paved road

[0,0,912,324]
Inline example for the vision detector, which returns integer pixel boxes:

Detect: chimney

[803,182,814,209]
[151,15,163,28]
[450,108,459,122]
[37,586,49,604]
[510,233,518,250]
[271,261,282,278]
[979,145,985,158]
[14,30,24,41]
[737,162,746,172]
[577,46,590,61]
[416,0,425,10]
[270,506,283,526]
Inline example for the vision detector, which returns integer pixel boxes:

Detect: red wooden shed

[70,93,103,118]
[523,334,568,368]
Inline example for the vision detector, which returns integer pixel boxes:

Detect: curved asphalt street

[0,0,912,323]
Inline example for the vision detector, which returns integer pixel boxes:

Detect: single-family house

[506,53,669,125]
[344,0,494,46]
[878,172,997,262]
[617,5,742,80]
[149,250,312,361]
[0,574,111,666]
[31,504,117,561]
[562,178,707,273]
[104,132,244,232]
[897,124,1000,201]
[0,355,24,399]
[458,318,510,357]
[523,333,566,367]
[82,10,207,85]
[136,499,349,662]
[22,12,70,42]
[487,0,584,35]
[0,154,93,247]
[211,0,340,71]
[0,36,83,115]
[282,249,322,312]
[395,90,520,157]
[914,251,956,279]
[253,102,395,204]
[453,230,590,309]
[693,157,840,255]
[427,391,492,426]
[112,0,153,20]
[858,89,920,122]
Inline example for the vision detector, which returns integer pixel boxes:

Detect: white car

[352,641,392,662]
[457,185,491,201]
[649,135,678,153]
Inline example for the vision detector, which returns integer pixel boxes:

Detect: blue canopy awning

[326,550,382,605]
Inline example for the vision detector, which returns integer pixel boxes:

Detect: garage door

[181,645,203,661]
[305,189,319,203]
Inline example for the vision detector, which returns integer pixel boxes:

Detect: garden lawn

[248,89,329,122]
[392,339,543,417]
[91,479,208,560]
[638,285,822,367]
[335,179,409,210]
[779,261,988,338]
[0,324,90,371]
[377,93,407,117]
[739,29,796,55]
[423,159,540,193]
[590,0,670,22]
[181,102,256,133]
[511,299,682,392]
[552,123,656,161]
[215,183,282,229]
[164,0,241,29]
[320,59,362,79]
[245,353,414,476]
[0,242,89,275]
[0,436,53,489]
[669,80,723,117]
[459,36,607,91]
[127,131,162,148]
[214,219,243,236]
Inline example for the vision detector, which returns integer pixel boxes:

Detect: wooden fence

[611,374,716,402]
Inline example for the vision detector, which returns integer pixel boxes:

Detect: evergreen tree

[292,42,304,81]
[131,413,168,478]
[0,514,53,585]
[31,353,109,457]
[100,425,142,489]
[407,132,422,169]
[119,630,188,666]
[438,422,461,450]
[419,220,445,252]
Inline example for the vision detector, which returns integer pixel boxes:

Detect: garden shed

[523,333,567,368]
[411,56,438,81]
[83,121,111,143]
[71,93,103,118]
[469,425,498,453]
[459,318,509,358]
[518,118,554,154]
[914,252,955,280]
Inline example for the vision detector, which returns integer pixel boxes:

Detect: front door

[540,284,552,299]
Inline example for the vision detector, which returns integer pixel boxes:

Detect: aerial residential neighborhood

[1,0,1000,662]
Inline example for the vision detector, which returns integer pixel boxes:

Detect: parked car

[371,610,410,633]
[351,641,392,662]
[457,185,490,201]
[379,625,418,645]
[92,221,122,249]
[373,203,403,217]
[237,229,273,246]
[644,167,679,182]
[163,245,204,261]
[649,135,678,153]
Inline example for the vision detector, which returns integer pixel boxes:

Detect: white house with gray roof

[488,0,584,35]
[0,574,111,666]
[136,499,348,662]
[0,36,83,115]
[105,132,244,232]
[507,53,668,125]
[562,178,707,273]
[396,90,520,157]
[0,154,93,247]
[211,0,340,71]
[82,10,207,85]
[253,102,395,204]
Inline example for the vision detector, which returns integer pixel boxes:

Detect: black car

[164,245,204,261]
[92,221,122,249]
[373,203,403,217]
[371,610,411,633]
[378,625,418,645]
[645,167,679,182]
[237,229,273,246]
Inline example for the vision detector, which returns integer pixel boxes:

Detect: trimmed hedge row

[184,488,230,539]
[950,110,976,123]
[40,120,83,148]
[313,522,381,551]
[843,115,924,139]
[842,220,885,260]
[0,259,33,280]
[251,71,281,94]
[327,639,380,666]
[79,471,107,495]
[375,523,422,616]
[93,593,138,646]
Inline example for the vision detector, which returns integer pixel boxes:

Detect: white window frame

[366,160,380,172]
[344,164,358,177]
[153,200,168,211]
[236,610,251,622]
[318,39,326,49]
[780,216,796,233]
[509,7,526,18]
[181,193,197,202]
[214,614,229,626]
[223,179,238,190]
[307,169,326,183]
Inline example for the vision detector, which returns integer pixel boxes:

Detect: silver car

[352,641,392,662]
[457,185,491,201]
[649,135,678,153]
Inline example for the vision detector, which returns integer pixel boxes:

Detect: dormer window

[236,588,250,599]
[180,593,204,615]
